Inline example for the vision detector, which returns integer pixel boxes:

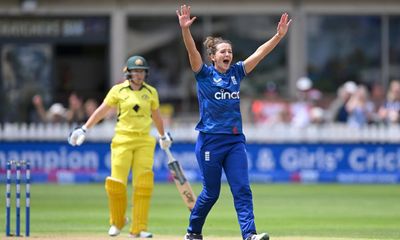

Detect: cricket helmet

[126,55,149,71]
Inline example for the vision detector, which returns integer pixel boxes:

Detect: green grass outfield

[1,183,400,239]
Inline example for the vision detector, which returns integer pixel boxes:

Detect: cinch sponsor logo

[214,89,240,100]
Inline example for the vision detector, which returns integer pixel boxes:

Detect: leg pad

[105,177,127,229]
[130,172,154,234]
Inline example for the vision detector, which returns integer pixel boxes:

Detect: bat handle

[164,148,175,161]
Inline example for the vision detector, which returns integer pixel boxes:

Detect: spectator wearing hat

[291,77,323,127]
[326,81,357,123]
[32,94,67,123]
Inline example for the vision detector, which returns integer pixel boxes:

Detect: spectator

[326,81,357,123]
[370,82,385,114]
[345,85,374,128]
[378,80,400,124]
[291,77,314,128]
[66,92,85,123]
[32,94,67,123]
[251,82,291,125]
[310,106,325,125]
[83,98,99,122]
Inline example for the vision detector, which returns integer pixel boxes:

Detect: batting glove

[159,132,173,150]
[68,126,87,146]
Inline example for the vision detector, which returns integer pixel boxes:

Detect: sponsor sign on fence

[0,142,399,183]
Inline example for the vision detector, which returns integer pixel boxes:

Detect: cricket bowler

[177,4,291,240]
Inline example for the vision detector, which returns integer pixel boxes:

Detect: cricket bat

[164,148,196,211]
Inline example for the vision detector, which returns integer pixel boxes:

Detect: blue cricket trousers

[187,132,256,239]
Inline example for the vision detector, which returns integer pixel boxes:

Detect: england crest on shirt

[231,76,237,85]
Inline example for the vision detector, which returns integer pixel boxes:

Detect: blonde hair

[203,36,232,59]
[386,80,400,102]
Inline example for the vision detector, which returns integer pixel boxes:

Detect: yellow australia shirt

[104,80,159,136]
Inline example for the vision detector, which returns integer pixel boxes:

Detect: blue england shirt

[194,61,246,134]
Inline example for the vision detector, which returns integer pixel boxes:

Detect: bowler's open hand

[276,13,292,38]
[176,5,197,28]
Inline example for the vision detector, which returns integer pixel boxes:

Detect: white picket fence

[1,121,400,143]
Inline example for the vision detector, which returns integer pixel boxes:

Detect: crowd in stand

[31,92,109,124]
[25,78,400,129]
[251,78,400,128]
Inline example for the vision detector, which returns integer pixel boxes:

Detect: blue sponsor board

[0,142,399,183]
